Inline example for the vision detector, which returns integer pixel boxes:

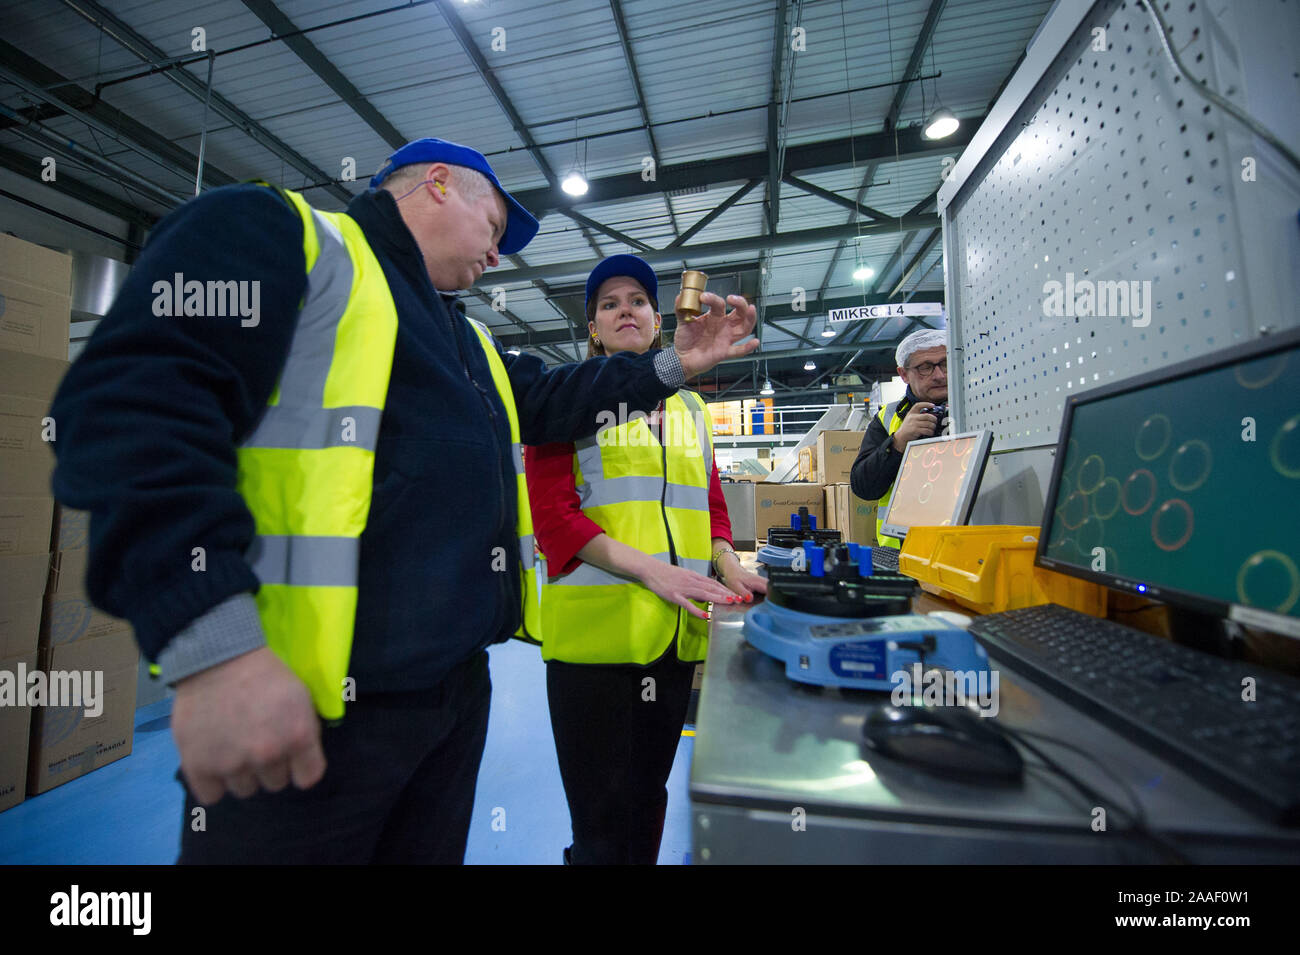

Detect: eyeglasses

[908,358,948,378]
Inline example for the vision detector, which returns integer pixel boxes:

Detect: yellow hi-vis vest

[875,400,906,549]
[540,390,714,665]
[235,186,542,719]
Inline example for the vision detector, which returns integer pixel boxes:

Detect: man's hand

[171,646,326,805]
[671,291,760,378]
[891,402,940,452]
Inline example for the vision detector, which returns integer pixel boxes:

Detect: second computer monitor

[879,430,993,542]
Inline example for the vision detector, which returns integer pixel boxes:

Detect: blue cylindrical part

[859,546,874,576]
[800,540,816,561]
[809,515,817,530]
[790,513,799,529]
[846,542,861,563]
[809,546,825,577]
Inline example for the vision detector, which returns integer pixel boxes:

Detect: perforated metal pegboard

[943,0,1300,451]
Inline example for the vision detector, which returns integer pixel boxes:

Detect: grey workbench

[689,599,1300,864]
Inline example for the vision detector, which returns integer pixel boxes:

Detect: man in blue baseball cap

[47,135,760,864]
[371,137,539,258]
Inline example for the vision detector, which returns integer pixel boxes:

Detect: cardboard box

[0,495,55,557]
[797,446,817,482]
[42,507,132,648]
[0,235,72,361]
[844,486,880,546]
[0,595,45,663]
[0,348,71,405]
[0,394,58,497]
[42,548,132,647]
[823,485,840,530]
[755,484,825,540]
[817,430,864,485]
[0,551,50,607]
[0,551,49,663]
[27,627,137,795]
[0,653,38,812]
[0,349,67,499]
[51,505,90,555]
[821,484,880,546]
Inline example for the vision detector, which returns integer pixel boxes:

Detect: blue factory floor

[0,639,695,865]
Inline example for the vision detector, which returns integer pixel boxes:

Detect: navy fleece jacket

[48,184,683,691]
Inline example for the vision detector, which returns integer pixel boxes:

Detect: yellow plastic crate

[898,525,1107,618]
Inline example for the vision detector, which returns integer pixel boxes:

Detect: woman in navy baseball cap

[525,254,766,864]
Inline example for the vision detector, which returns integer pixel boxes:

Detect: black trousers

[178,650,491,864]
[546,650,696,865]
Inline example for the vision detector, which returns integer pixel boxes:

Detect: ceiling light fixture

[563,121,590,196]
[821,327,837,338]
[852,263,875,281]
[923,106,959,140]
[759,379,774,396]
[804,360,815,371]
[922,40,958,140]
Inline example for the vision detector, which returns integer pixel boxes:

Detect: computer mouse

[861,701,1024,781]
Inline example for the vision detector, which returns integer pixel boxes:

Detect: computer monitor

[1038,326,1300,638]
[879,430,993,541]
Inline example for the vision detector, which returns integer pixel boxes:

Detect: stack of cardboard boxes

[0,234,137,811]
[754,483,826,541]
[751,430,879,546]
[0,234,71,812]
[29,506,139,795]
[804,430,880,546]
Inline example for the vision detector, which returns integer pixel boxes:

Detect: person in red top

[526,255,767,864]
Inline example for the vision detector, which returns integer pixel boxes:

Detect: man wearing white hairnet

[849,329,950,548]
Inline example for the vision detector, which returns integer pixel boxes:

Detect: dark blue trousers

[547,650,695,865]
[178,651,491,864]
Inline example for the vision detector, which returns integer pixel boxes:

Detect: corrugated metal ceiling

[0,0,1055,387]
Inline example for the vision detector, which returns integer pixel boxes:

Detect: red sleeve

[708,449,733,546]
[524,441,605,577]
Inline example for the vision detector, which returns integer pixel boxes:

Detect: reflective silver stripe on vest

[679,556,711,576]
[575,476,709,512]
[575,435,603,483]
[244,210,380,452]
[573,398,712,512]
[519,533,535,570]
[244,405,383,451]
[510,442,525,477]
[552,552,711,587]
[685,393,711,460]
[664,482,708,513]
[248,534,359,587]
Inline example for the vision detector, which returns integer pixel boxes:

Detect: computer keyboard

[968,604,1300,826]
[871,545,901,572]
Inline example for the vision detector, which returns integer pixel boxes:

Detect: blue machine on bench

[745,604,989,691]
[744,534,989,691]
